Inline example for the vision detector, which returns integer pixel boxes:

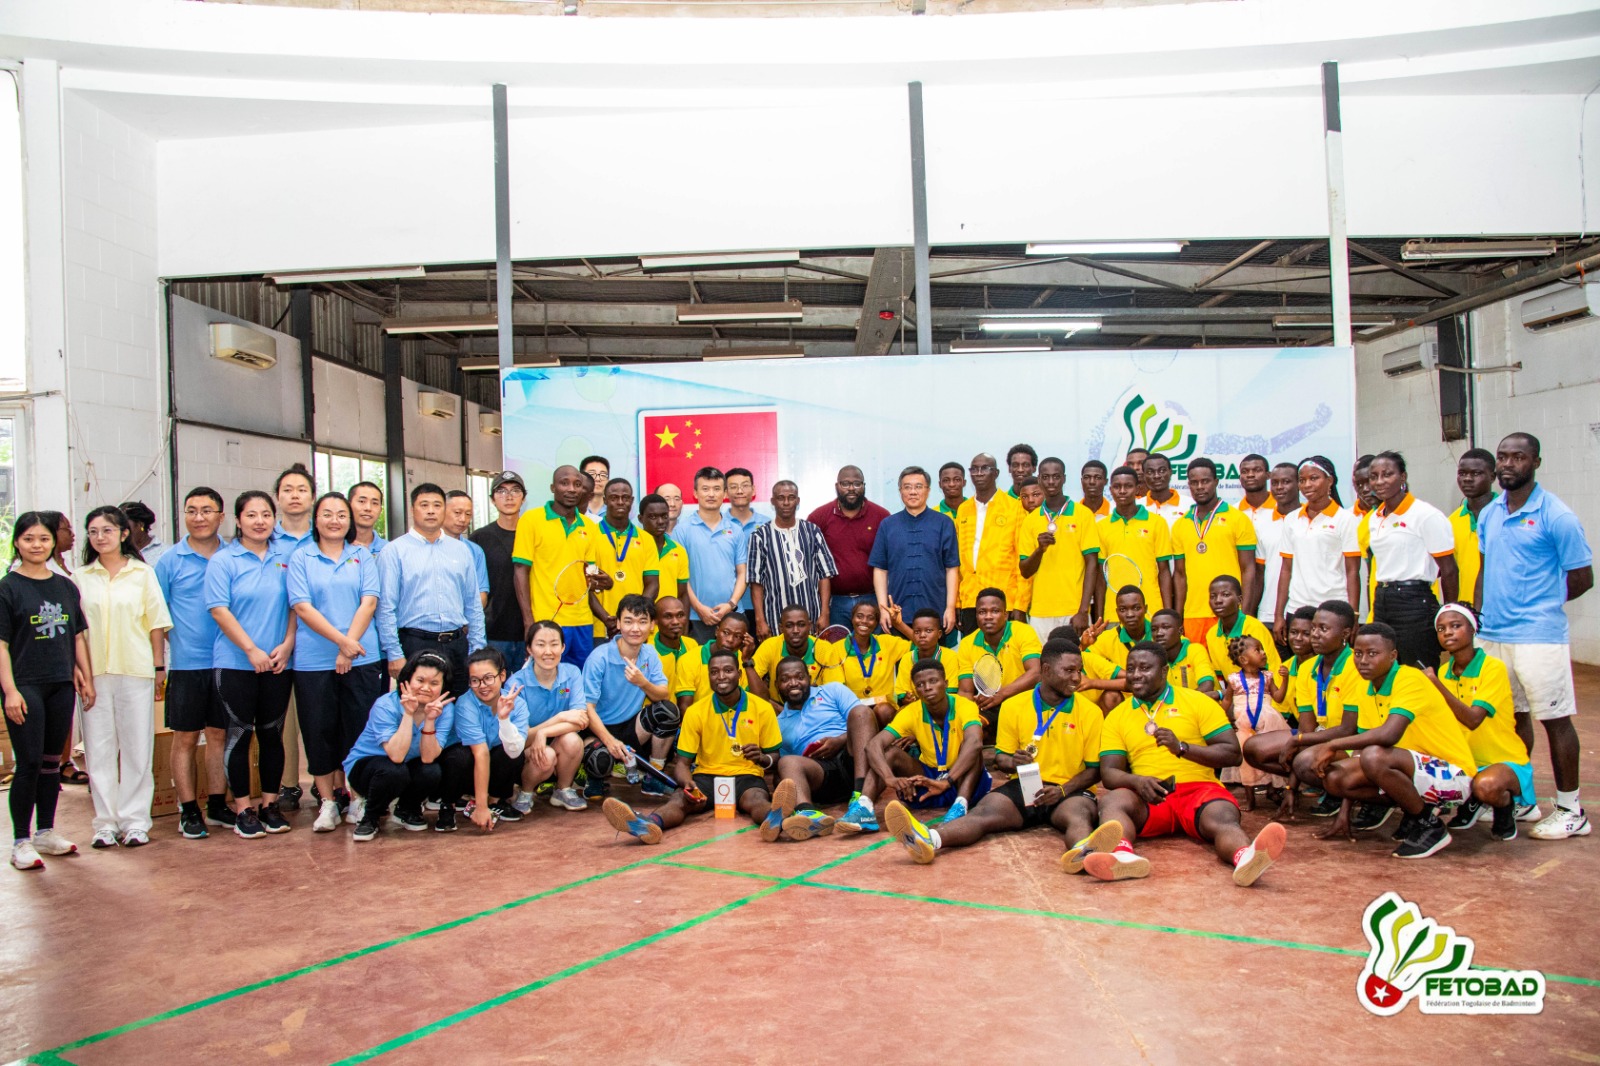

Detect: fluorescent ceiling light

[642,250,801,271]
[979,317,1101,333]
[1272,313,1396,328]
[382,314,499,334]
[949,339,1052,353]
[1400,239,1558,261]
[1025,241,1187,256]
[271,266,426,285]
[460,355,559,371]
[677,300,804,324]
[702,345,805,361]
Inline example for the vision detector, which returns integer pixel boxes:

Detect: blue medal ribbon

[1239,671,1266,730]
[928,707,952,770]
[1033,687,1066,741]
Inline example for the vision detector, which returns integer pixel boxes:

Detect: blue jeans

[829,593,875,630]
[489,639,528,675]
[561,626,595,669]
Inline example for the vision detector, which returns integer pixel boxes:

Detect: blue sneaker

[759,806,786,842]
[640,776,674,798]
[601,797,662,844]
[884,800,937,864]
[781,809,836,841]
[835,797,879,834]
[582,773,609,801]
[945,796,969,821]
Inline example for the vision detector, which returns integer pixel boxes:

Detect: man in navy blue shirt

[870,466,960,640]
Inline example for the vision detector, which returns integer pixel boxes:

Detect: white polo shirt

[1250,507,1288,623]
[1280,501,1361,610]
[1364,493,1455,583]
[1141,490,1191,528]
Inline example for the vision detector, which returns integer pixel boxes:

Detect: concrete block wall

[175,424,310,539]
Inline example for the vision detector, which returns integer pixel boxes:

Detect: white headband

[1434,603,1478,632]
[1298,458,1335,478]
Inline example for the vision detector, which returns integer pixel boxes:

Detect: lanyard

[1315,657,1332,720]
[1033,688,1066,739]
[853,638,877,679]
[928,708,952,770]
[1195,501,1221,543]
[1238,671,1266,729]
[716,696,745,742]
[604,523,635,564]
[1043,500,1069,532]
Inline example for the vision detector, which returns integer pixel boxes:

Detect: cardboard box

[151,729,261,817]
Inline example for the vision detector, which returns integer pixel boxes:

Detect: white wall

[175,423,310,538]
[463,399,501,473]
[401,377,462,467]
[1356,287,1600,662]
[312,357,386,457]
[403,458,466,495]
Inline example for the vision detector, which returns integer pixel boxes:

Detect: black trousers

[292,663,385,777]
[215,668,295,798]
[1374,583,1442,670]
[434,742,475,805]
[486,745,526,800]
[399,630,469,701]
[7,681,75,838]
[348,754,441,817]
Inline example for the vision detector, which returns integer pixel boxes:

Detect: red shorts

[1138,780,1238,841]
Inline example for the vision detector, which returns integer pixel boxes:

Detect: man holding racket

[956,587,1042,747]
[1090,586,1153,671]
[580,594,671,801]
[1095,466,1174,622]
[511,465,608,668]
[765,658,872,841]
[1089,642,1287,886]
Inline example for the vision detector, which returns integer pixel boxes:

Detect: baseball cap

[490,471,526,494]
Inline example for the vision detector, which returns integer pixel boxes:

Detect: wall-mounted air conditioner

[209,323,278,370]
[479,412,502,436]
[1382,340,1438,379]
[417,392,459,420]
[1521,283,1600,332]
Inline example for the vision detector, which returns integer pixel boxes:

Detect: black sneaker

[278,786,304,812]
[1393,811,1452,859]
[395,808,428,832]
[234,807,266,839]
[1352,802,1394,832]
[310,783,323,804]
[353,817,380,842]
[489,802,522,823]
[1490,804,1518,841]
[1446,798,1485,830]
[1307,793,1342,818]
[433,806,458,833]
[334,788,351,816]
[179,808,209,840]
[1392,811,1420,841]
[259,805,292,834]
[205,804,236,829]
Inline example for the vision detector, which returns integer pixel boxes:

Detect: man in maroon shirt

[808,465,890,629]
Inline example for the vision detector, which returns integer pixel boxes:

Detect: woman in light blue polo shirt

[344,650,457,840]
[288,493,382,833]
[510,621,589,812]
[205,490,296,841]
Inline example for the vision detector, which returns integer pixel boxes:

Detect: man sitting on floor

[764,658,871,842]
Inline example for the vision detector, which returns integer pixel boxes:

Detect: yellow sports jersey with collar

[1294,646,1362,727]
[1439,649,1527,769]
[1448,499,1492,605]
[997,687,1103,786]
[895,645,957,701]
[653,536,690,602]
[752,635,845,695]
[955,492,1024,608]
[1170,502,1258,618]
[1363,663,1477,772]
[830,634,911,701]
[592,520,662,638]
[676,691,782,777]
[511,503,600,626]
[1095,507,1172,619]
[1090,621,1152,671]
[956,621,1043,686]
[1081,647,1120,682]
[1101,684,1232,786]
[1205,613,1282,683]
[652,634,700,700]
[885,696,983,772]
[672,643,749,703]
[1018,503,1102,617]
[1164,638,1215,692]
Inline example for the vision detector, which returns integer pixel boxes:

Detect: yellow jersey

[894,644,958,702]
[672,642,749,704]
[653,536,691,603]
[511,503,600,626]
[1081,647,1121,683]
[996,687,1103,786]
[1095,506,1173,620]
[751,635,846,696]
[1362,662,1477,772]
[1448,498,1493,605]
[676,690,782,777]
[1164,638,1215,692]
[1170,502,1257,618]
[955,492,1024,609]
[1205,613,1283,681]
[1018,502,1102,617]
[1438,649,1527,770]
[1101,684,1233,786]
[831,634,912,701]
[885,695,983,772]
[591,520,661,638]
[651,633,701,700]
[956,621,1043,687]
[1091,620,1153,671]
[1293,646,1363,728]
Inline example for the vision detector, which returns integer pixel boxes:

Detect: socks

[208,792,226,810]
[1232,845,1249,866]
[180,800,200,816]
[853,778,865,795]
[1556,789,1581,811]
[928,828,942,850]
[647,812,665,829]
[649,758,665,771]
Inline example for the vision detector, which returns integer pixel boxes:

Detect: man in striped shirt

[748,480,839,640]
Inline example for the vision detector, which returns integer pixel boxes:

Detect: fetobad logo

[1120,393,1201,465]
[1358,892,1545,1016]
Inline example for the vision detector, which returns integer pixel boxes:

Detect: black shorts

[164,669,226,732]
[994,778,1093,829]
[808,750,853,805]
[691,773,768,808]
[586,709,644,749]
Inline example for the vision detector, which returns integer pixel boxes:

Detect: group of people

[2,433,1591,888]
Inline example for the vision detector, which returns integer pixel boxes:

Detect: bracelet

[420,728,437,736]
[155,666,166,672]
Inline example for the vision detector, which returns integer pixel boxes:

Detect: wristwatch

[1177,741,1189,759]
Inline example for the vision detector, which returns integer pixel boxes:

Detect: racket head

[971,653,1004,697]
[553,559,590,607]
[1101,553,1146,597]
[622,744,679,791]
[816,624,851,644]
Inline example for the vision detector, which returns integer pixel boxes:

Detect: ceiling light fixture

[1271,313,1396,328]
[642,250,801,271]
[702,345,806,361]
[949,339,1053,353]
[381,314,499,334]
[978,316,1102,333]
[460,355,560,371]
[1400,239,1558,261]
[676,300,804,323]
[1025,241,1187,257]
[270,266,426,285]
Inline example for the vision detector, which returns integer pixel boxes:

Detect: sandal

[60,766,90,786]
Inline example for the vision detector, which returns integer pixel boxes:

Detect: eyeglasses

[468,674,503,689]
[492,486,523,497]
[185,508,221,518]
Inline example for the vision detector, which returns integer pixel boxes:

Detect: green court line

[37,825,756,1059]
[654,859,783,882]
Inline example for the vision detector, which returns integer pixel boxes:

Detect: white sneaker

[549,787,587,811]
[1530,805,1591,840]
[121,829,150,847]
[511,789,534,815]
[31,829,78,856]
[313,799,341,833]
[424,799,441,812]
[11,840,44,871]
[1515,802,1544,823]
[91,829,119,849]
[345,795,366,825]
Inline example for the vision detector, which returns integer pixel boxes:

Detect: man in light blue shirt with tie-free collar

[722,467,770,634]
[377,483,487,701]
[676,466,750,643]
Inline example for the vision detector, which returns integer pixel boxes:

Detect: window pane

[313,450,330,496]
[361,458,387,538]
[0,416,14,568]
[0,76,23,389]
[330,453,360,496]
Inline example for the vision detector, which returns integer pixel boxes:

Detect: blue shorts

[1483,760,1537,807]
[910,766,992,810]
[561,626,595,669]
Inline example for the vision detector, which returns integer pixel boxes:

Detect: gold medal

[615,570,626,580]
[1144,721,1158,736]
[1195,542,1208,554]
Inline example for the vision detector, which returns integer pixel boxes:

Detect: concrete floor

[5,668,1599,1065]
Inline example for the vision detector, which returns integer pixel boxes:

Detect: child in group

[1225,634,1292,808]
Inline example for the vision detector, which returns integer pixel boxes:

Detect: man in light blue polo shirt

[723,467,770,631]
[675,466,749,643]
[1478,431,1595,841]
[767,661,869,841]
[580,594,670,799]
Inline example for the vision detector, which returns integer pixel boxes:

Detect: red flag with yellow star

[638,407,780,501]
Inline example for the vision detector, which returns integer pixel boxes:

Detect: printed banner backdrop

[500,347,1355,511]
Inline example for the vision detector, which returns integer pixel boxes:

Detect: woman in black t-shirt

[1,512,95,871]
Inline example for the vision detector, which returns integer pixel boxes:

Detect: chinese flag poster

[639,407,780,501]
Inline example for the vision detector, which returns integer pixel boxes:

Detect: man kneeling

[1089,642,1286,886]
[602,648,780,844]
[884,639,1122,869]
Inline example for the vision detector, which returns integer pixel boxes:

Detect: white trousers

[83,673,156,835]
